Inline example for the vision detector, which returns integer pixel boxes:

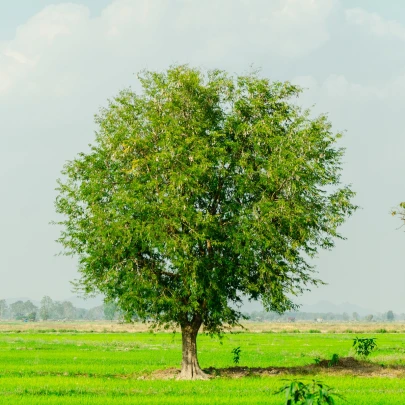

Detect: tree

[27,311,37,322]
[386,310,394,321]
[62,301,76,320]
[40,296,53,320]
[365,314,373,322]
[0,299,8,319]
[352,312,359,321]
[86,305,104,320]
[55,65,357,379]
[104,302,118,321]
[10,301,26,320]
[52,301,65,320]
[23,301,38,316]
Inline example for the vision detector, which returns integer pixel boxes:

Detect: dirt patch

[316,356,361,369]
[150,368,181,380]
[194,358,405,379]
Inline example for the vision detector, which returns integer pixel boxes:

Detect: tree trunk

[178,315,208,380]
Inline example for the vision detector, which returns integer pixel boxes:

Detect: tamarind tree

[55,65,356,379]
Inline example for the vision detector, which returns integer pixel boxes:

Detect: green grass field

[1,326,405,404]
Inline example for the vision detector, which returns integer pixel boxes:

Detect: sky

[1,0,405,312]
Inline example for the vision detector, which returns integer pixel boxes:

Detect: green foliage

[27,312,37,322]
[352,337,377,358]
[10,300,38,320]
[231,346,241,365]
[391,202,405,220]
[386,311,394,322]
[313,357,321,365]
[55,64,357,337]
[274,379,344,404]
[328,354,339,367]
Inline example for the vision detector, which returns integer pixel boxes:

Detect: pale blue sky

[0,1,111,39]
[1,0,405,312]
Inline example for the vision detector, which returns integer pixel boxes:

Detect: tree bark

[178,315,208,380]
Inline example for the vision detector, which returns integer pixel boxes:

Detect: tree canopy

[55,65,356,378]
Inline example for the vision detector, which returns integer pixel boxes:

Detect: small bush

[309,329,321,334]
[328,354,339,367]
[353,337,377,358]
[231,346,241,365]
[274,379,344,404]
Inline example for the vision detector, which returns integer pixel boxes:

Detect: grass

[1,322,405,404]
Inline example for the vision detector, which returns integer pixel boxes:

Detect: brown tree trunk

[178,315,208,380]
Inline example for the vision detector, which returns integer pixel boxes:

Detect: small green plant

[313,356,321,365]
[328,354,339,367]
[352,337,377,358]
[309,329,321,334]
[231,346,241,365]
[274,379,344,404]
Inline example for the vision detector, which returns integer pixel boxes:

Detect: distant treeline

[245,309,401,322]
[0,298,401,322]
[0,297,120,321]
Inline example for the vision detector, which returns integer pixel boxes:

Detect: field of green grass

[1,325,405,404]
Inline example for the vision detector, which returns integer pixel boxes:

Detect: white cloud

[0,0,335,97]
[346,7,405,41]
[0,4,89,96]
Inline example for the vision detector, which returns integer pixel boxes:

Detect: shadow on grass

[151,357,405,379]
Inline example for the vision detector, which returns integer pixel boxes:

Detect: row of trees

[248,310,399,322]
[0,297,119,321]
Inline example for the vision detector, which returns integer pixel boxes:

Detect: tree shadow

[203,357,405,378]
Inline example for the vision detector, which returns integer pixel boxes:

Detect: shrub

[231,346,241,365]
[274,379,344,404]
[352,337,377,358]
[328,354,339,367]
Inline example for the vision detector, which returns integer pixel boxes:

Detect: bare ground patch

[148,358,405,380]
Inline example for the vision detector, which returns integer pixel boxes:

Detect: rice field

[1,322,405,404]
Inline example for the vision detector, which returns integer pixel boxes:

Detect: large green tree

[55,65,356,379]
